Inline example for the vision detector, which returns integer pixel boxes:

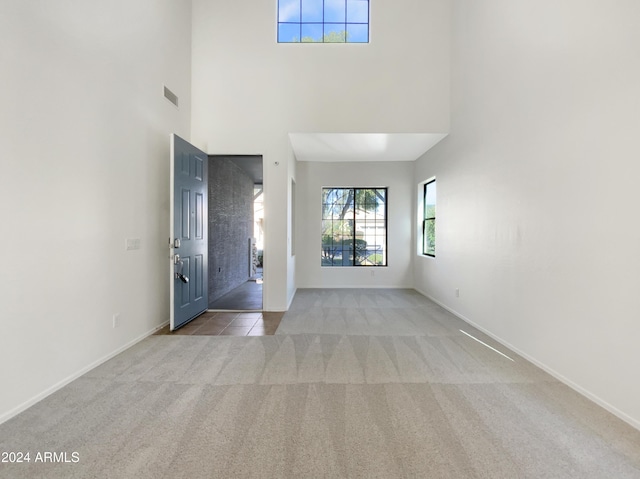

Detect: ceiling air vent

[163,86,179,107]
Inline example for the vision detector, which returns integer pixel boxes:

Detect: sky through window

[278,0,369,43]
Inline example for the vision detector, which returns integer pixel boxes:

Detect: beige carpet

[1,289,639,478]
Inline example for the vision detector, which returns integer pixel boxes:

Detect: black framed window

[322,187,387,266]
[278,0,369,43]
[423,179,436,256]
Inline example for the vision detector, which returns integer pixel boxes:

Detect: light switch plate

[126,238,141,250]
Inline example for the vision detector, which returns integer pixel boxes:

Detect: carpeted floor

[1,289,639,478]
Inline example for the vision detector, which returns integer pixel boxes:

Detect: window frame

[422,179,436,257]
[277,0,370,43]
[321,187,388,267]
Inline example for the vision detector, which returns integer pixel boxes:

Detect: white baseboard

[297,285,413,290]
[414,287,640,432]
[0,321,168,426]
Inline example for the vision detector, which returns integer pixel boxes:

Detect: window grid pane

[347,0,369,22]
[324,24,347,42]
[279,0,301,22]
[346,23,368,43]
[302,0,323,22]
[278,23,301,42]
[325,0,346,22]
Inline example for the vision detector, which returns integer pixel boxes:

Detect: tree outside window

[322,188,387,266]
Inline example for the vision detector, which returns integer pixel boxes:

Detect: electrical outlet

[113,313,120,328]
[455,288,460,298]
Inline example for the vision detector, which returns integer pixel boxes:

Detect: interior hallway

[208,274,263,311]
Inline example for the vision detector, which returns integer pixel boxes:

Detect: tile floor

[155,311,283,336]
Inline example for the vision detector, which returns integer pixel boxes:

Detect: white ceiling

[289,133,448,162]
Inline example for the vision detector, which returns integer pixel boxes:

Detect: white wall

[297,161,414,288]
[190,0,450,308]
[0,0,192,422]
[287,142,298,307]
[414,0,640,428]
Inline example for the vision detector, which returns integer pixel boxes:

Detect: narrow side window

[423,179,436,257]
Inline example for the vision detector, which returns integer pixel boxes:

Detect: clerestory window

[278,0,370,43]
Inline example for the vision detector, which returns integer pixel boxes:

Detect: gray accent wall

[208,156,255,305]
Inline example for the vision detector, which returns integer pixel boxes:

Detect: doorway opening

[207,155,264,311]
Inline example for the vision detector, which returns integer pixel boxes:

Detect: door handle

[176,273,189,283]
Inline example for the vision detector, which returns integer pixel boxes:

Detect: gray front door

[170,134,208,330]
